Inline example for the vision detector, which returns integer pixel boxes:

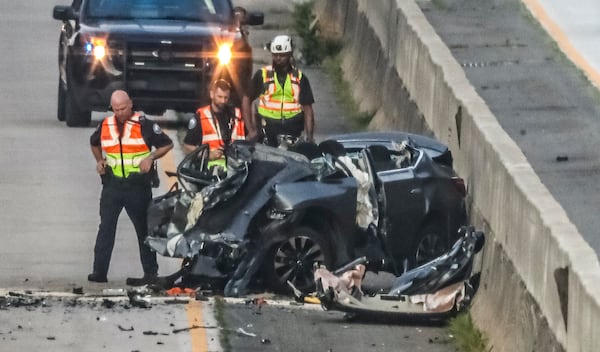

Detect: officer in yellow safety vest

[89,90,173,285]
[242,34,315,146]
[183,79,245,171]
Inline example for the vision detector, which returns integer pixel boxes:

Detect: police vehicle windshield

[84,0,232,22]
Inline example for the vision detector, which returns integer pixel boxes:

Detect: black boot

[87,273,108,283]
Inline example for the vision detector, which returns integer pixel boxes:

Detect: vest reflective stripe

[258,66,303,119]
[100,114,151,178]
[196,106,245,168]
[207,158,227,169]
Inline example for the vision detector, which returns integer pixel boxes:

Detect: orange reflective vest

[100,114,151,178]
[257,66,303,119]
[197,106,245,167]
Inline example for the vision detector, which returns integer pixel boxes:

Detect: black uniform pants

[93,177,157,277]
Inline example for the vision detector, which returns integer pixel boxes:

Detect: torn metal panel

[314,226,484,320]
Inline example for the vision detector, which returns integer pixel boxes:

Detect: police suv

[52,0,263,127]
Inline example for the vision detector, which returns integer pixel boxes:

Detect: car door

[364,145,426,264]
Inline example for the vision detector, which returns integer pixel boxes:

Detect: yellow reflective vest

[100,114,151,178]
[257,66,303,119]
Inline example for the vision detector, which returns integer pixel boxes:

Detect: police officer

[88,90,173,285]
[242,34,315,146]
[183,79,245,171]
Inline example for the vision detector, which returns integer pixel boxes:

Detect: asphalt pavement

[417,0,600,255]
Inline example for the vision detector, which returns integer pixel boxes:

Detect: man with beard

[183,79,245,172]
[242,35,315,146]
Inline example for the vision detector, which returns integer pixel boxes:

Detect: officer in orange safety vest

[89,90,173,285]
[183,79,245,170]
[242,34,315,146]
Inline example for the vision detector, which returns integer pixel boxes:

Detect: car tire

[411,223,449,267]
[65,85,91,127]
[65,73,92,127]
[57,80,66,121]
[264,226,333,293]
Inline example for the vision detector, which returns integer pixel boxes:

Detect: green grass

[322,55,374,129]
[448,313,489,352]
[292,1,372,127]
[292,1,342,65]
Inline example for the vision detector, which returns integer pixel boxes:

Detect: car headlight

[217,43,232,65]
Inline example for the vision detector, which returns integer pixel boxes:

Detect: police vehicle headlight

[217,43,232,65]
[84,37,107,60]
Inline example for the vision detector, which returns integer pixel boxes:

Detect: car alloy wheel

[268,227,332,292]
[414,224,448,267]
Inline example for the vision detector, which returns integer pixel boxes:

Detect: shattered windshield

[84,0,232,22]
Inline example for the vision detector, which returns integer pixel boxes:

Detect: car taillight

[452,177,467,197]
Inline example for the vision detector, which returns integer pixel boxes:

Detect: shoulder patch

[152,123,162,134]
[188,118,197,130]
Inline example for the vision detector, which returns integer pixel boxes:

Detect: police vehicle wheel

[264,226,333,293]
[65,86,91,127]
[57,81,66,122]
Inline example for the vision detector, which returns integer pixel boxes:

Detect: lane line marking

[521,0,600,88]
[186,299,208,352]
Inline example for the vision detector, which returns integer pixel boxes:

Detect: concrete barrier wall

[314,0,600,351]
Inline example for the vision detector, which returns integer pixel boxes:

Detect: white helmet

[270,35,293,54]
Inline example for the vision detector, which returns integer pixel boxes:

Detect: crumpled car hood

[146,143,316,258]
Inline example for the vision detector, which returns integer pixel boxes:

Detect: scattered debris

[46,336,56,340]
[72,287,84,295]
[173,325,199,334]
[118,325,134,332]
[143,331,159,336]
[236,327,257,337]
[165,287,195,297]
[261,338,271,344]
[164,298,189,305]
[102,288,126,296]
[127,291,151,309]
[100,299,116,309]
[556,155,569,162]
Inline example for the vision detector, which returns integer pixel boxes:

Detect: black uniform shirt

[90,115,172,149]
[183,106,236,147]
[247,67,315,106]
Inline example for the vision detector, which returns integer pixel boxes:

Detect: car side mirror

[53,5,78,21]
[243,11,264,26]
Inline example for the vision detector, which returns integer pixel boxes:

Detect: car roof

[326,131,450,160]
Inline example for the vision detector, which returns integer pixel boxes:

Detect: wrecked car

[310,226,484,320]
[146,131,467,296]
